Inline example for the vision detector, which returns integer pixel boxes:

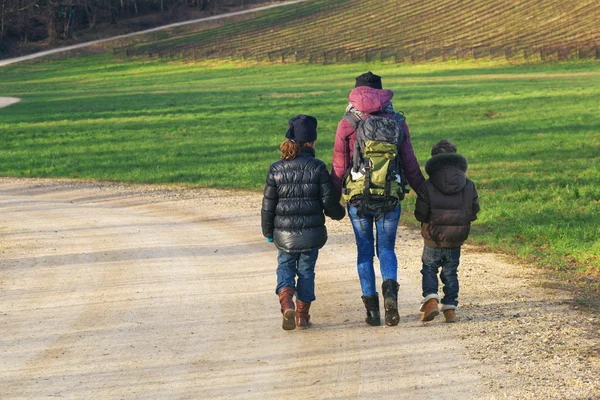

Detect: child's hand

[326,203,346,221]
[266,237,274,243]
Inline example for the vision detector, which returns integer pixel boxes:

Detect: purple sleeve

[400,123,425,191]
[330,119,353,199]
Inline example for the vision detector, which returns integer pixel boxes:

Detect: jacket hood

[348,86,394,114]
[425,153,468,195]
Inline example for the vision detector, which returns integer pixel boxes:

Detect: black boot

[382,279,400,326]
[361,294,381,326]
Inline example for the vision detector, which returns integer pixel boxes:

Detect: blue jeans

[421,245,461,306]
[348,205,401,297]
[276,249,319,303]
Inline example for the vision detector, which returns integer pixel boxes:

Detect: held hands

[266,237,274,243]
[326,203,346,221]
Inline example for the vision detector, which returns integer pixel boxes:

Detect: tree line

[0,0,277,51]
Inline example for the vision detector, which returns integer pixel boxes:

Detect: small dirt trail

[1,178,598,399]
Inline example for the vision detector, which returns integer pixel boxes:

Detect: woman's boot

[278,287,296,330]
[361,294,381,326]
[382,279,400,326]
[296,300,312,329]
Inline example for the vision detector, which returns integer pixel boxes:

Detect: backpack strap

[391,112,409,195]
[363,160,371,201]
[392,111,406,124]
[345,112,365,174]
[344,113,370,217]
[343,111,361,128]
[391,112,406,144]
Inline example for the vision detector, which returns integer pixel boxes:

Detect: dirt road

[1,178,598,399]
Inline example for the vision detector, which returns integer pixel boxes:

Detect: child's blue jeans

[421,245,461,306]
[276,249,318,303]
[348,205,401,297]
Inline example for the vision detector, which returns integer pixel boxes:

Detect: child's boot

[295,300,312,329]
[382,279,400,326]
[441,304,457,323]
[420,294,440,322]
[278,287,296,330]
[361,294,381,326]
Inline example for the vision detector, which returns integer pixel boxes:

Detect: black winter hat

[285,114,318,143]
[355,71,382,89]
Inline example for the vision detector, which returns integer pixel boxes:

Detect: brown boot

[442,306,457,323]
[420,296,440,322]
[278,287,296,331]
[443,309,456,323]
[296,300,312,329]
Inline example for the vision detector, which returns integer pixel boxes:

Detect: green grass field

[1,55,599,280]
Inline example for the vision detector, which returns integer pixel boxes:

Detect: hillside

[118,0,600,63]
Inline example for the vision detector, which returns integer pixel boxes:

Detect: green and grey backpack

[342,112,409,219]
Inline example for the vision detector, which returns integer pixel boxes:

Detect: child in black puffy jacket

[414,140,480,323]
[261,114,345,331]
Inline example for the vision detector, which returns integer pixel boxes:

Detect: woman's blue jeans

[348,205,401,296]
[276,249,318,303]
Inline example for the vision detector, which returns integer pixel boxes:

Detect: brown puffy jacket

[414,153,480,248]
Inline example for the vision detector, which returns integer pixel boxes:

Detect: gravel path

[0,177,598,399]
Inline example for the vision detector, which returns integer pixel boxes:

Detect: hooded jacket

[414,153,480,248]
[330,86,425,198]
[262,146,346,253]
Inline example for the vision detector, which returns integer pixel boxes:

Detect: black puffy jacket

[414,152,480,248]
[262,147,345,253]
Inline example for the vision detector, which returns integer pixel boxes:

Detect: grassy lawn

[1,55,599,280]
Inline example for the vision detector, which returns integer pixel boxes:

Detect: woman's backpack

[342,112,409,220]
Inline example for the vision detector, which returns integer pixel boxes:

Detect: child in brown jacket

[414,140,480,322]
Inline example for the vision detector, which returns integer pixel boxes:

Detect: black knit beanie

[355,71,382,89]
[285,114,318,142]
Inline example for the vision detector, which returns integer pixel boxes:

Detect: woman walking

[331,72,425,326]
